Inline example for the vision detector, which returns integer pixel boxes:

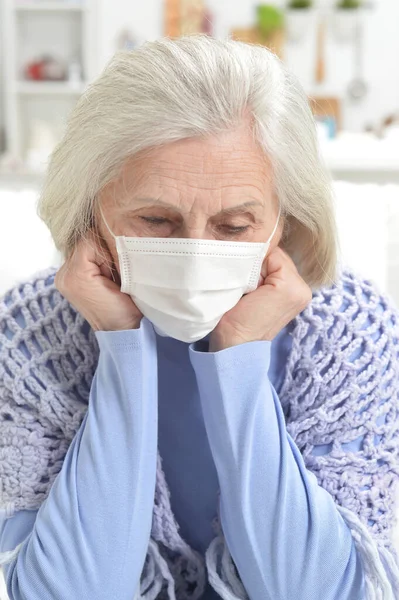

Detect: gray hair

[38,34,337,287]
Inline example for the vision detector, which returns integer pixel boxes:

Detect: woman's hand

[209,247,312,352]
[55,233,143,332]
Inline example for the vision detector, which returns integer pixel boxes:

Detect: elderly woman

[0,36,399,600]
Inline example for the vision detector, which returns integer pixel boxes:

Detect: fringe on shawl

[135,539,177,600]
[0,539,178,600]
[2,510,398,600]
[0,453,205,600]
[337,505,399,600]
[204,506,399,600]
[0,542,24,568]
[206,535,248,600]
[161,546,206,600]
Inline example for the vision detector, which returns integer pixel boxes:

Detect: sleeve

[190,341,371,600]
[0,320,159,600]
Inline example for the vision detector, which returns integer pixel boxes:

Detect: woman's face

[99,121,282,269]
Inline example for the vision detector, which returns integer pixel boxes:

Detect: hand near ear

[55,232,143,332]
[210,247,312,352]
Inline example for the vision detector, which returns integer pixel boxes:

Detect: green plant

[337,0,362,8]
[256,5,284,36]
[288,0,312,8]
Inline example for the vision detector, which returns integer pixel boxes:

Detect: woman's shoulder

[287,268,399,379]
[0,268,99,514]
[282,269,399,438]
[301,268,399,339]
[0,267,99,424]
[2,266,62,310]
[0,266,97,352]
[1,266,59,318]
[1,267,60,352]
[0,267,62,314]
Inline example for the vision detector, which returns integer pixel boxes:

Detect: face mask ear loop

[98,205,120,285]
[267,205,282,245]
[99,205,117,240]
[248,206,282,291]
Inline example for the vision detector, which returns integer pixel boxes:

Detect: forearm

[190,341,365,600]
[2,320,158,600]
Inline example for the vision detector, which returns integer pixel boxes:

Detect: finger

[74,231,112,273]
[66,234,97,271]
[261,246,285,279]
[276,247,299,273]
[95,236,117,281]
[263,247,285,280]
[261,246,298,280]
[57,234,107,292]
[89,233,122,285]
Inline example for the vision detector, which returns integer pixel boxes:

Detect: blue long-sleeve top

[1,314,382,599]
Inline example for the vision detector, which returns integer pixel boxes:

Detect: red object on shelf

[25,56,66,81]
[25,60,46,80]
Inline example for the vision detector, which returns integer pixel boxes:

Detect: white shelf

[319,135,399,184]
[15,2,86,12]
[1,0,97,160]
[321,137,399,173]
[17,81,87,95]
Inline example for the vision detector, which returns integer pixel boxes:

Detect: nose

[184,232,208,240]
[175,224,212,240]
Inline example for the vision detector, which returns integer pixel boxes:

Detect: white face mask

[100,207,280,343]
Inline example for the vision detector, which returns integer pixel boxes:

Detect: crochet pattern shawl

[1,267,399,600]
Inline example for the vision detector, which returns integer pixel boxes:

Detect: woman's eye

[140,216,169,226]
[220,225,250,235]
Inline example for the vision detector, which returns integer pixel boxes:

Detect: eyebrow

[126,198,264,216]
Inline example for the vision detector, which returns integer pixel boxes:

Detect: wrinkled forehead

[100,129,274,215]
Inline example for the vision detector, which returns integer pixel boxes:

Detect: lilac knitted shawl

[1,267,399,600]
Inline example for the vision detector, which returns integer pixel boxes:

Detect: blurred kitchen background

[0,0,399,304]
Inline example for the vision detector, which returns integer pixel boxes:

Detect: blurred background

[0,0,398,303]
